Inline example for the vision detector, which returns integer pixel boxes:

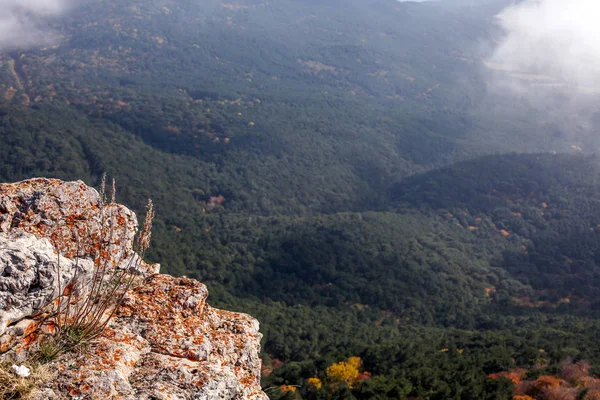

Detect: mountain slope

[4,0,600,398]
[6,100,600,397]
[1,0,575,202]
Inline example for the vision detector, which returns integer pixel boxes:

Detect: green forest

[3,0,600,398]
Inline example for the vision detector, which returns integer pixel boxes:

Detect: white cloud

[0,0,73,50]
[488,0,600,93]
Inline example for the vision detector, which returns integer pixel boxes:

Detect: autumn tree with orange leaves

[489,361,600,400]
[326,357,361,388]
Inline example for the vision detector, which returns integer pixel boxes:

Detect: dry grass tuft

[39,175,154,356]
[0,362,56,399]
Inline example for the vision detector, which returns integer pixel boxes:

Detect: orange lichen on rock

[1,179,127,258]
[0,179,266,399]
[47,274,267,399]
[0,178,158,275]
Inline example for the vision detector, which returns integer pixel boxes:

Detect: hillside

[6,104,600,397]
[3,0,600,398]
[394,153,600,309]
[2,0,594,200]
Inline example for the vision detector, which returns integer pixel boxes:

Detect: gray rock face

[0,177,158,274]
[0,179,266,400]
[0,233,93,337]
[0,178,145,270]
[35,276,267,400]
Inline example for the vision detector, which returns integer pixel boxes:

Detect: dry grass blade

[38,177,154,358]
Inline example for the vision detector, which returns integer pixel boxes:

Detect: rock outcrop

[0,233,94,339]
[0,178,267,400]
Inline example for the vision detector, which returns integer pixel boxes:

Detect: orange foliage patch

[543,386,577,400]
[356,371,372,382]
[280,384,297,393]
[207,195,225,210]
[560,361,590,385]
[326,357,362,388]
[167,125,180,134]
[495,362,600,400]
[307,377,322,389]
[485,287,497,296]
[488,369,526,385]
[347,357,362,369]
[534,375,564,389]
[586,390,600,400]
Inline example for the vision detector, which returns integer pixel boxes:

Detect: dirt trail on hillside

[7,58,23,90]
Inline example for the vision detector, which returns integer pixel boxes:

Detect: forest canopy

[2,0,600,398]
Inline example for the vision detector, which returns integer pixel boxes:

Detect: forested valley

[2,0,600,398]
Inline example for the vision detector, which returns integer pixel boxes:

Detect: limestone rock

[0,178,107,248]
[0,179,266,400]
[35,276,267,400]
[0,178,154,274]
[0,233,93,338]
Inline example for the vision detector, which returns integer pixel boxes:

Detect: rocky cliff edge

[0,178,267,400]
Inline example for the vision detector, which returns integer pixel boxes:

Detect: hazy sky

[0,0,71,50]
[489,0,600,92]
